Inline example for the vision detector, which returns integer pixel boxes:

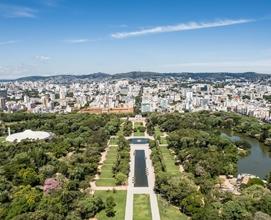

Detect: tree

[105,118,120,135]
[246,178,264,187]
[222,201,251,220]
[77,196,104,219]
[105,196,116,217]
[6,185,42,219]
[180,193,204,216]
[138,126,146,133]
[115,172,127,185]
[193,203,221,220]
[17,168,40,186]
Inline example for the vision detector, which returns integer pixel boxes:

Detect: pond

[221,130,271,179]
[134,150,148,187]
[129,138,149,144]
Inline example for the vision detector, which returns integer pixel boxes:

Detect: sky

[0,0,271,79]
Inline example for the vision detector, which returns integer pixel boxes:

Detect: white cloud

[0,4,37,18]
[64,39,91,44]
[111,19,254,39]
[64,38,103,44]
[0,40,18,46]
[35,55,51,61]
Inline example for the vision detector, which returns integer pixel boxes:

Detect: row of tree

[112,135,130,185]
[122,120,133,136]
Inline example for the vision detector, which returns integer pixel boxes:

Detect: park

[90,116,187,220]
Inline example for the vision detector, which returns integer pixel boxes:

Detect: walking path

[124,141,161,220]
[91,117,161,220]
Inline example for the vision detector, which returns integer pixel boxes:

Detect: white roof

[6,129,52,143]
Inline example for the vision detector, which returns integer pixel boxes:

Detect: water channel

[221,130,271,178]
[134,150,148,187]
[129,138,149,144]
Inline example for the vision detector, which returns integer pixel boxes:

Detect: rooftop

[6,129,52,143]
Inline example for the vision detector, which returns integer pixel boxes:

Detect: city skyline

[0,0,271,79]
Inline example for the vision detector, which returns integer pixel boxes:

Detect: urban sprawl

[1,77,271,120]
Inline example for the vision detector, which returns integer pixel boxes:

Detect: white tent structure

[6,129,52,143]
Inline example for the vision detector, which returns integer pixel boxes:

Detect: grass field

[96,146,118,186]
[159,146,179,175]
[95,190,127,220]
[109,137,119,145]
[117,124,124,136]
[154,126,168,144]
[96,178,116,186]
[134,130,145,136]
[133,194,152,220]
[134,122,143,128]
[157,195,188,220]
[154,126,162,137]
[160,137,168,145]
[133,122,145,136]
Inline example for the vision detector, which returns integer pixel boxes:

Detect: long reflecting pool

[130,138,149,144]
[221,130,271,178]
[134,150,148,187]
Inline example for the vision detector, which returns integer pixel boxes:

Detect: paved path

[125,141,161,220]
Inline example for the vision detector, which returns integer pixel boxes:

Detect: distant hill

[0,71,270,82]
[13,72,111,82]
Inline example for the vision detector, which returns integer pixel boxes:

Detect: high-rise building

[0,89,7,98]
[0,97,6,110]
[41,95,50,108]
[0,89,7,110]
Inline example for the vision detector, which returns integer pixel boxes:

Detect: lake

[221,130,271,179]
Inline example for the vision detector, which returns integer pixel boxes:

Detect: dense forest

[147,111,271,220]
[0,113,122,219]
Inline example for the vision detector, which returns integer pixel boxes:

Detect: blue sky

[0,0,270,79]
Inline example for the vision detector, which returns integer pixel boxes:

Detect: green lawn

[133,194,152,220]
[133,122,145,136]
[109,137,119,145]
[97,146,118,186]
[100,168,114,179]
[160,146,179,175]
[154,126,162,137]
[160,137,168,145]
[96,178,116,186]
[157,195,188,220]
[134,122,143,129]
[106,147,118,160]
[117,122,125,136]
[95,190,127,220]
[134,130,145,136]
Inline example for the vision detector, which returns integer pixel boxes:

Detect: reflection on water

[221,130,271,178]
[134,150,148,187]
[129,138,149,144]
